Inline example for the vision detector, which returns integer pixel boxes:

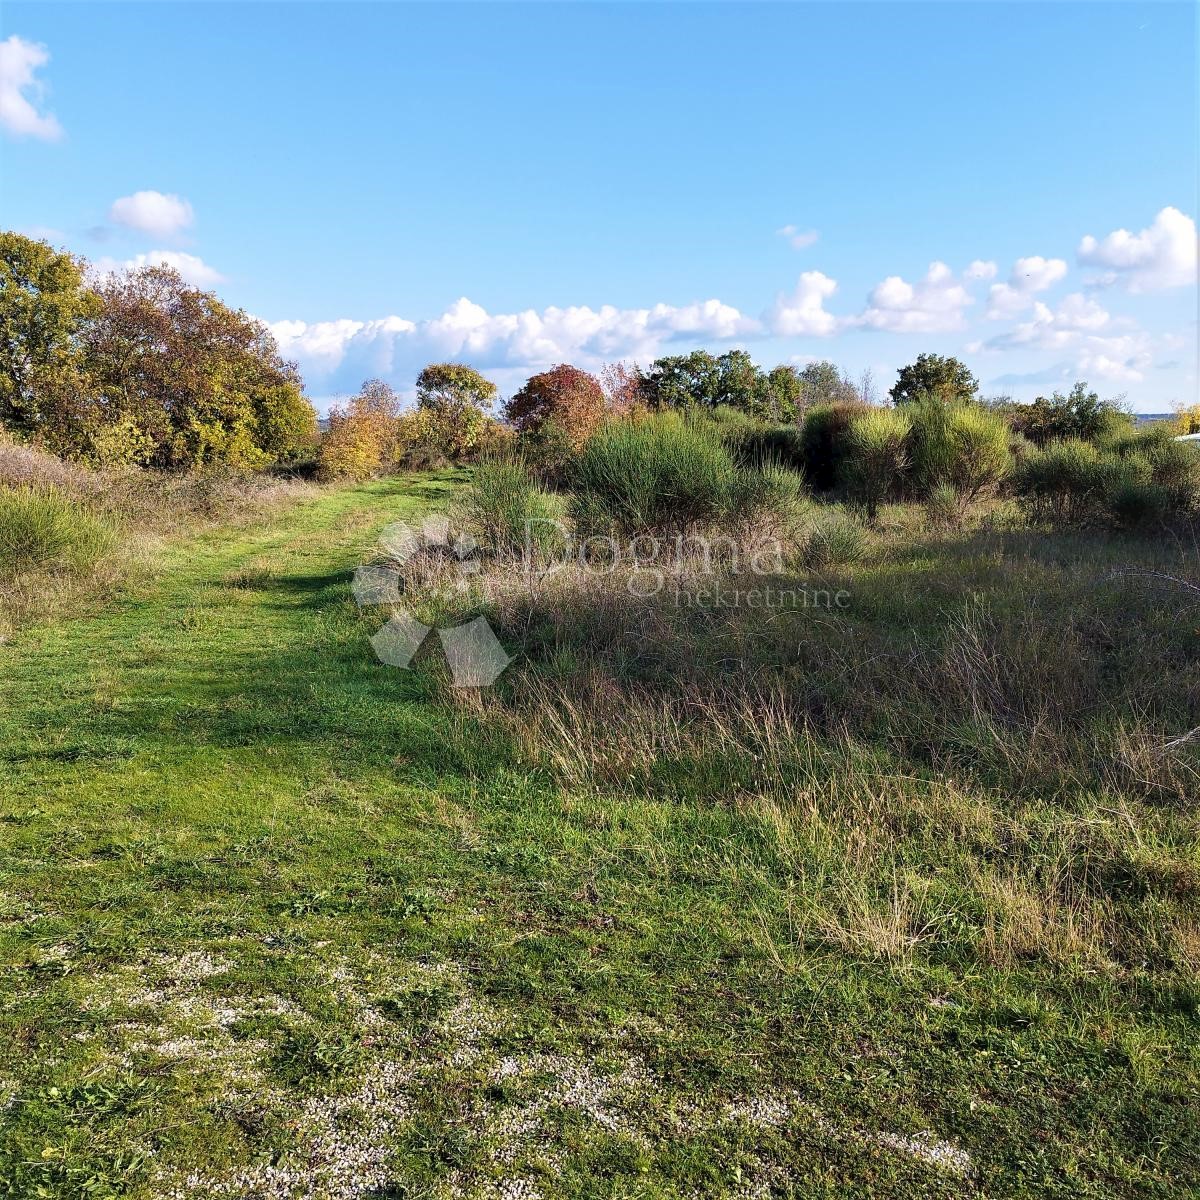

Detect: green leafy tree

[756,365,804,422]
[412,363,499,461]
[643,350,769,414]
[0,232,97,434]
[889,353,978,405]
[415,363,497,416]
[713,350,761,411]
[1006,381,1132,446]
[642,351,722,409]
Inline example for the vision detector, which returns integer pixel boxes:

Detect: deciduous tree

[889,353,978,405]
[504,364,606,448]
[82,265,315,468]
[0,232,96,435]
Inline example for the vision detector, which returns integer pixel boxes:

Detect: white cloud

[1078,207,1198,292]
[982,293,1112,352]
[92,250,225,288]
[767,271,839,337]
[109,191,194,238]
[0,35,62,140]
[270,295,758,394]
[985,255,1069,318]
[776,225,819,250]
[1075,347,1149,383]
[856,261,975,333]
[981,297,1152,384]
[964,260,998,281]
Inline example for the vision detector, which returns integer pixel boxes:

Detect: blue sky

[2,1,1197,410]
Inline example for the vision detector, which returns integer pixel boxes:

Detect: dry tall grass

[397,500,1200,977]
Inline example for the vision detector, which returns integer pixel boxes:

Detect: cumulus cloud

[0,35,62,140]
[964,260,998,281]
[985,255,1069,318]
[982,293,1111,351]
[766,271,839,337]
[855,261,976,333]
[1078,207,1198,292]
[776,225,820,250]
[979,295,1152,384]
[109,191,195,238]
[92,250,225,288]
[270,295,758,394]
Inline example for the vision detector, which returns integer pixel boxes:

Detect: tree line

[1,230,1139,479]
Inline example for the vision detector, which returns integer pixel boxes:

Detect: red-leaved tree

[503,364,606,449]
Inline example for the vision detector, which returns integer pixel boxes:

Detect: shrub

[803,514,866,569]
[1014,432,1199,529]
[925,482,961,529]
[798,401,868,491]
[570,413,737,535]
[460,459,566,560]
[1013,439,1109,525]
[907,399,1011,504]
[1107,480,1172,528]
[0,486,117,576]
[317,381,403,481]
[843,407,911,520]
[1006,382,1133,447]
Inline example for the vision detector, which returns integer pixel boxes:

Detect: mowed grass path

[0,475,1194,1199]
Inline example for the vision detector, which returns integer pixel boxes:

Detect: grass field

[1,472,1197,1199]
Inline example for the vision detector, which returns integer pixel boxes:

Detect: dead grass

[398,498,1200,977]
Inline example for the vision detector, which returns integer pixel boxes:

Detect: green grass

[0,486,118,576]
[0,472,1197,1199]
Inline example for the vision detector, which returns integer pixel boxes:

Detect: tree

[796,360,859,412]
[642,351,722,409]
[318,379,403,480]
[81,265,315,468]
[713,350,760,411]
[412,363,498,460]
[752,365,804,422]
[1174,404,1200,436]
[1006,382,1132,446]
[599,361,648,416]
[504,364,605,449]
[642,350,776,414]
[415,363,497,416]
[889,353,978,405]
[0,232,96,434]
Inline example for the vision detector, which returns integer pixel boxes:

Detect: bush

[1005,382,1133,447]
[843,407,911,521]
[317,380,403,481]
[1013,439,1109,525]
[798,401,868,491]
[907,399,1011,504]
[570,412,737,535]
[803,513,866,569]
[0,486,117,576]
[461,459,566,560]
[1013,432,1200,529]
